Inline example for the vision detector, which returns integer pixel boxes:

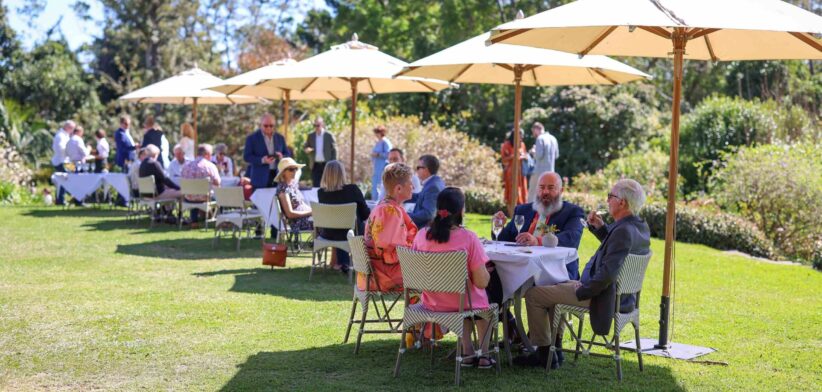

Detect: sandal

[460,356,478,368]
[478,356,496,369]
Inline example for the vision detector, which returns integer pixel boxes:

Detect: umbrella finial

[352,32,359,42]
[515,10,524,20]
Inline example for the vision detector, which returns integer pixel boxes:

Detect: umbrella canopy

[400,27,650,214]
[248,34,454,178]
[489,0,822,351]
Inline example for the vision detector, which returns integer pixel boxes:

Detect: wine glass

[491,216,505,241]
[514,215,525,233]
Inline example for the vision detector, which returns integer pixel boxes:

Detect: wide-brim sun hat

[274,157,306,182]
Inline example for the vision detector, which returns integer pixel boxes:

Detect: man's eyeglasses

[416,166,426,171]
[607,193,622,201]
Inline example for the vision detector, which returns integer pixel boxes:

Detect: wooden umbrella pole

[283,90,291,145]
[350,79,358,182]
[658,28,688,349]
[509,67,524,217]
[192,97,198,142]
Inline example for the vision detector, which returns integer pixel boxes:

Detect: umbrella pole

[192,97,198,142]
[509,68,524,217]
[350,79,358,183]
[283,90,291,145]
[658,29,687,350]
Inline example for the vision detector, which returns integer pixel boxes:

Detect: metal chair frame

[309,202,357,281]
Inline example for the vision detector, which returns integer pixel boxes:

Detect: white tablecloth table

[250,187,319,230]
[484,242,578,353]
[221,176,241,187]
[51,173,132,203]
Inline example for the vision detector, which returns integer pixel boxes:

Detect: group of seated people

[346,162,650,370]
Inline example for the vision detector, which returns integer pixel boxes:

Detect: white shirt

[179,137,195,161]
[167,157,190,183]
[51,129,70,166]
[160,134,171,169]
[66,135,91,162]
[96,137,110,160]
[534,132,559,173]
[314,130,325,163]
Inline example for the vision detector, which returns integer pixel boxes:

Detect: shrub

[0,180,40,205]
[464,187,505,215]
[712,143,822,264]
[0,132,33,187]
[570,149,679,200]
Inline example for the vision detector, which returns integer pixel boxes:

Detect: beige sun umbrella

[119,66,263,137]
[489,0,822,352]
[246,34,453,178]
[400,16,650,215]
[207,59,351,142]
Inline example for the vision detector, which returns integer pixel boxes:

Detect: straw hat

[274,157,306,182]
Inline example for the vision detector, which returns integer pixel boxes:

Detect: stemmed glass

[514,215,525,233]
[491,216,505,241]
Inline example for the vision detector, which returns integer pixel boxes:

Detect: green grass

[1,207,820,391]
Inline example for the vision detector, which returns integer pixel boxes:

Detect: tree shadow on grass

[221,341,687,391]
[23,207,127,219]
[116,238,264,260]
[192,267,352,301]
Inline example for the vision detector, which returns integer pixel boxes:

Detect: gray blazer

[303,131,337,168]
[576,214,651,335]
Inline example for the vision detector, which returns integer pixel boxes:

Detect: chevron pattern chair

[343,232,404,354]
[393,246,500,387]
[309,202,357,281]
[548,252,653,380]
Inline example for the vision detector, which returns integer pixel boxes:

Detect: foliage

[0,180,40,205]
[464,187,505,215]
[571,149,677,200]
[0,132,33,187]
[712,143,822,264]
[0,99,53,167]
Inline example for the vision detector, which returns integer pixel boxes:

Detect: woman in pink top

[412,187,493,368]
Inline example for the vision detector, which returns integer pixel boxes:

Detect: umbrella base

[620,338,715,360]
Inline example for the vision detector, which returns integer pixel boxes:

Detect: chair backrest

[180,178,210,197]
[396,247,468,294]
[137,176,156,197]
[615,252,653,296]
[311,202,357,231]
[347,232,370,275]
[214,187,245,209]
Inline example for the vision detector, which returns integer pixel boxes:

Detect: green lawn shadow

[193,267,352,301]
[23,207,127,218]
[221,342,686,391]
[116,238,263,259]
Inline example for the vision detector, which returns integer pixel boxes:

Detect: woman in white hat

[276,157,313,231]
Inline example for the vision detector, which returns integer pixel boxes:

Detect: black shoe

[513,346,550,367]
[340,265,350,274]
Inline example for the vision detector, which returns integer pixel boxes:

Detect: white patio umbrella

[489,0,822,355]
[119,66,263,136]
[399,15,650,215]
[208,59,351,143]
[244,34,454,178]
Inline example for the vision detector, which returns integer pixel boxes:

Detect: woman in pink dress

[412,187,493,368]
[361,163,418,292]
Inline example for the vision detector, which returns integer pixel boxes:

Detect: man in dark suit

[495,172,585,279]
[514,178,651,369]
[302,117,337,187]
[408,154,445,228]
[113,114,136,171]
[243,113,290,190]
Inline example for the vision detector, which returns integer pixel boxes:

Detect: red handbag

[262,242,287,268]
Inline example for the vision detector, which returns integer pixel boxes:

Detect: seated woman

[275,158,312,233]
[211,143,235,177]
[318,160,370,273]
[361,163,418,292]
[411,187,493,368]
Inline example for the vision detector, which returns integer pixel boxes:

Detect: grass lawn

[0,206,820,391]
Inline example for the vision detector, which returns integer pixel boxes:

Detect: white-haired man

[51,120,75,205]
[181,143,221,224]
[139,144,181,201]
[167,144,189,184]
[514,179,651,369]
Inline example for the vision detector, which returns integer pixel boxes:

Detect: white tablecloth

[484,243,578,302]
[250,187,318,229]
[51,173,132,202]
[221,176,240,187]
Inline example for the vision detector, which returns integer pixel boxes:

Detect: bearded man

[494,172,585,279]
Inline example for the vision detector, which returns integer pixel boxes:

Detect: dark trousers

[94,158,107,173]
[311,161,326,187]
[54,164,67,205]
[336,248,350,267]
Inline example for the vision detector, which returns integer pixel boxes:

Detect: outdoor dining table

[220,176,240,187]
[482,241,578,355]
[51,172,132,203]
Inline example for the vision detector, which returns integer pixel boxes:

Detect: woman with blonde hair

[317,160,370,273]
[361,162,417,291]
[179,123,196,160]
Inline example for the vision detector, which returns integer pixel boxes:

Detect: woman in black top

[317,160,370,273]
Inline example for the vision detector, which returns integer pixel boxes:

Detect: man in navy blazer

[495,172,585,279]
[113,114,136,171]
[243,113,290,189]
[514,179,651,369]
[408,154,445,228]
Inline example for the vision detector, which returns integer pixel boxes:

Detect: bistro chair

[394,247,501,386]
[212,187,263,251]
[343,232,404,355]
[548,252,653,380]
[179,178,216,230]
[309,202,357,281]
[136,175,178,228]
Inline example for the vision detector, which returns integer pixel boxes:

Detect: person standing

[243,113,290,190]
[51,120,75,205]
[140,116,170,169]
[179,123,196,161]
[501,129,528,205]
[303,117,337,187]
[113,114,136,172]
[370,125,392,201]
[528,122,559,202]
[66,125,91,165]
[93,129,110,173]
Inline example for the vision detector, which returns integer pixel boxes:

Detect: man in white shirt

[528,122,560,202]
[167,144,189,185]
[66,126,92,167]
[52,120,75,205]
[94,129,110,173]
